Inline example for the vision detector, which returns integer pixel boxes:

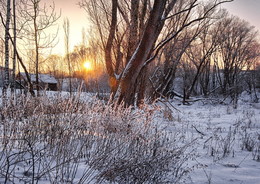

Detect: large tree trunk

[126,0,139,63]
[116,0,167,106]
[136,66,148,106]
[105,0,118,96]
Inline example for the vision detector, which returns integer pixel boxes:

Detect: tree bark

[3,0,11,95]
[0,11,35,96]
[63,18,71,94]
[105,0,118,96]
[117,0,167,106]
[136,66,148,106]
[126,0,139,63]
[12,0,17,93]
[33,0,40,95]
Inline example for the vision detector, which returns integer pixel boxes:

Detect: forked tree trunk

[116,0,167,106]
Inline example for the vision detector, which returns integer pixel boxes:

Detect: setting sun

[83,61,93,71]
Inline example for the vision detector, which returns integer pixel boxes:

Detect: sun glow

[83,61,93,71]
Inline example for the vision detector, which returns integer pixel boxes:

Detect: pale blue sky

[223,0,260,32]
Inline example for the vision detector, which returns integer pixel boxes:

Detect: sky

[222,0,260,32]
[46,0,89,55]
[47,0,260,55]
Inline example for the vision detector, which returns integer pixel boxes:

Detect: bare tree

[149,10,208,101]
[20,0,60,95]
[11,0,16,93]
[184,19,221,99]
[3,0,11,96]
[80,0,151,98]
[81,0,233,106]
[214,15,259,106]
[0,1,35,96]
[63,18,72,94]
[44,54,62,76]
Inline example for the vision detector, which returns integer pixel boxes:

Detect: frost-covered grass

[161,92,260,184]
[1,90,259,183]
[0,92,194,184]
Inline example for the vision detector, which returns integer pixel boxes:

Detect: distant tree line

[79,0,260,106]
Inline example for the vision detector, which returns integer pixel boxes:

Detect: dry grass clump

[0,93,193,183]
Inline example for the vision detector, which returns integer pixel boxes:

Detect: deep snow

[0,89,259,183]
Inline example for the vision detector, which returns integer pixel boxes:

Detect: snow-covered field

[162,93,260,184]
[0,90,259,183]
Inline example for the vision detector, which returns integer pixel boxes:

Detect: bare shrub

[252,133,260,161]
[240,130,260,161]
[0,93,194,183]
[241,130,256,152]
[204,126,236,161]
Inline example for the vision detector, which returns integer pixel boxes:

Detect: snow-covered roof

[19,73,57,84]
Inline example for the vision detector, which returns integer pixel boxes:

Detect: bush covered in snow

[0,94,194,183]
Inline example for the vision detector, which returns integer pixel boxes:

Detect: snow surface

[0,89,259,183]
[158,93,260,184]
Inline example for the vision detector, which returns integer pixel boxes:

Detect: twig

[192,125,206,136]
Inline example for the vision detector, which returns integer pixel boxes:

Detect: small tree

[63,18,72,94]
[11,0,17,93]
[3,0,11,96]
[20,0,60,95]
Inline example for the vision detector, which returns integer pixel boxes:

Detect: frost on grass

[0,94,194,184]
[169,96,260,184]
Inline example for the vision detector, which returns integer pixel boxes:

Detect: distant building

[16,72,58,91]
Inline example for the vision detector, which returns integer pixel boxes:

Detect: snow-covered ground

[0,89,259,183]
[160,92,260,184]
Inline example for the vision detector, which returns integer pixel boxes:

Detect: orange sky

[46,0,90,55]
[46,0,260,56]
